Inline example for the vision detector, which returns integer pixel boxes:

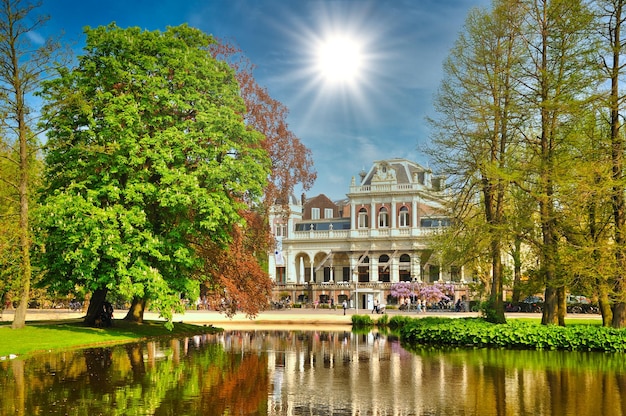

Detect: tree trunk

[84,288,108,327]
[11,131,31,330]
[612,301,626,328]
[557,286,566,326]
[542,285,558,325]
[124,297,146,323]
[598,288,612,327]
[488,241,506,324]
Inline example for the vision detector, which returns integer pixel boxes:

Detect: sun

[315,35,364,84]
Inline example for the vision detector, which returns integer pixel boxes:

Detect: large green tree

[37,24,270,327]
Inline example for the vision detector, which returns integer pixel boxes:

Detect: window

[399,206,410,227]
[358,256,370,282]
[379,255,390,282]
[275,223,287,237]
[378,207,389,228]
[311,208,320,220]
[358,207,369,228]
[450,266,461,282]
[324,208,334,219]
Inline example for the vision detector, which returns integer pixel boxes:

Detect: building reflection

[200,330,626,416]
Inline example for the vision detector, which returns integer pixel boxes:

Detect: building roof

[360,158,431,187]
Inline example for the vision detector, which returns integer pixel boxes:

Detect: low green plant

[396,317,626,352]
[376,313,389,327]
[351,314,374,327]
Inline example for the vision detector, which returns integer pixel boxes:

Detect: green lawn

[0,319,220,358]
[510,317,603,326]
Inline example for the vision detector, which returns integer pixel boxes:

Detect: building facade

[268,158,468,310]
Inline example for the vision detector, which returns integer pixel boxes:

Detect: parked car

[521,296,543,313]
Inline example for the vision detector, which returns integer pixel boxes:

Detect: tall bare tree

[0,0,62,328]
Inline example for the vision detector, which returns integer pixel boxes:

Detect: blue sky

[39,0,489,200]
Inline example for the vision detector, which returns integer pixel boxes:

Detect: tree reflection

[0,331,625,415]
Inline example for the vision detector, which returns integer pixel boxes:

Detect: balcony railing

[349,183,429,194]
[287,227,441,240]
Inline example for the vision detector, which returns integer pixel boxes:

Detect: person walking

[342,300,347,315]
[372,298,379,314]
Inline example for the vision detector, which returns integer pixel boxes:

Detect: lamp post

[353,270,358,314]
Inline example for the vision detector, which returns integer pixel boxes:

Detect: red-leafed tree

[199,209,274,317]
[195,40,316,316]
[211,40,317,208]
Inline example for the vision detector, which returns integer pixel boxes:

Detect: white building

[269,158,467,309]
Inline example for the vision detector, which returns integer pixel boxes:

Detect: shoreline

[0,307,601,330]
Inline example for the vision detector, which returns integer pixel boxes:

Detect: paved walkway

[0,307,600,329]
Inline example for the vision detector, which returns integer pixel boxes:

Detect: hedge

[393,317,626,352]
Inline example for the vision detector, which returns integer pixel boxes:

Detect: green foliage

[351,314,374,327]
[376,313,389,327]
[388,314,417,329]
[396,317,626,352]
[35,24,270,323]
[480,298,505,323]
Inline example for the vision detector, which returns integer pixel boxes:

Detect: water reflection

[0,329,625,415]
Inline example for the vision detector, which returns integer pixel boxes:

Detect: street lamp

[353,270,358,314]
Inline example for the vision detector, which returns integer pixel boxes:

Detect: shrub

[351,314,374,327]
[377,313,389,327]
[395,317,626,352]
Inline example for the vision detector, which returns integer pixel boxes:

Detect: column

[350,203,356,230]
[390,255,399,283]
[412,255,421,282]
[391,200,397,229]
[287,253,297,284]
[370,256,379,282]
[371,201,376,229]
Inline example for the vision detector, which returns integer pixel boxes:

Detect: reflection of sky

[272,367,283,401]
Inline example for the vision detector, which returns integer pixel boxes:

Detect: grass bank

[0,319,221,358]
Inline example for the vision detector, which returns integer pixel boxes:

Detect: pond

[0,329,625,415]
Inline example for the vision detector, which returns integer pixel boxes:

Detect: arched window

[379,254,390,282]
[358,256,370,282]
[358,207,369,228]
[378,207,389,228]
[399,254,411,281]
[399,206,410,227]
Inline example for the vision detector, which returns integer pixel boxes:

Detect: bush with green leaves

[351,314,374,327]
[397,317,626,352]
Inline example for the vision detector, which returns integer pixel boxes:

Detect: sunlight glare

[316,36,363,83]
